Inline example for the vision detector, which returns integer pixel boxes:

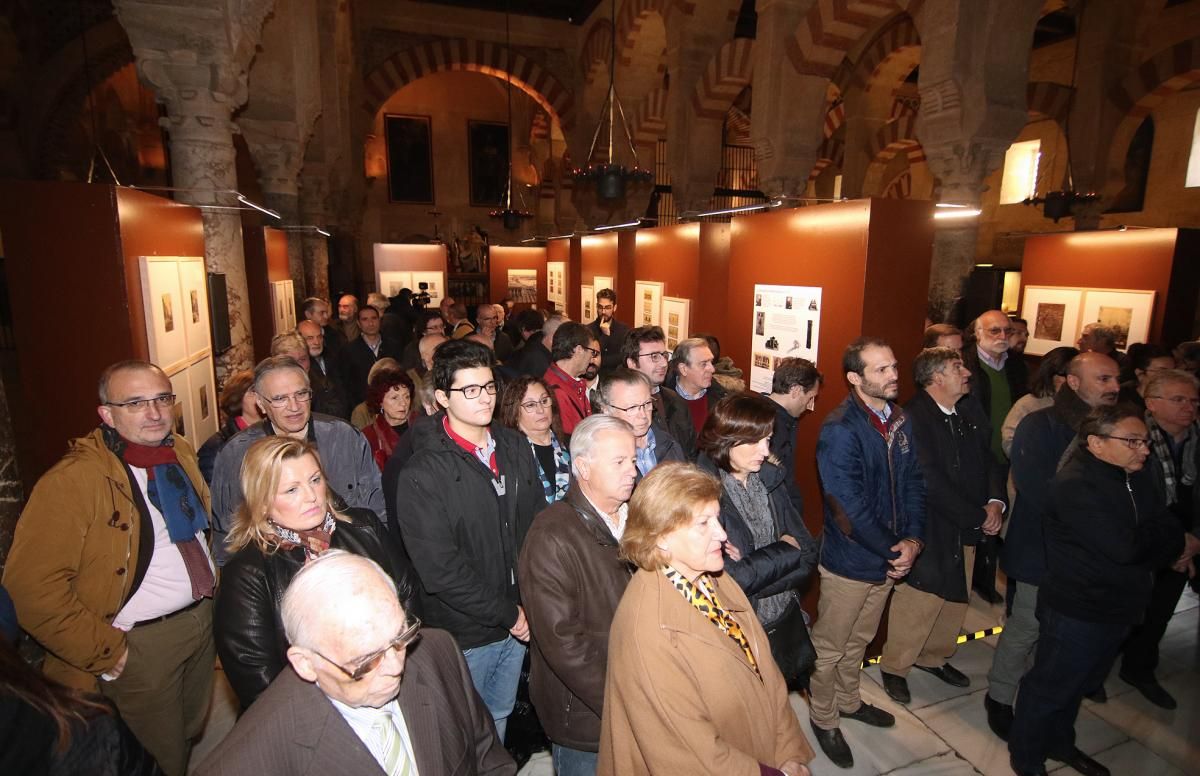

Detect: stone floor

[189,586,1200,776]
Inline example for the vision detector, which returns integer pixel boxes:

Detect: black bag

[764,595,816,692]
[503,650,550,767]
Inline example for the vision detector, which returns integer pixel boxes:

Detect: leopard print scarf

[663,566,760,679]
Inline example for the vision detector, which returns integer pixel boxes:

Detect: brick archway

[787,0,924,80]
[691,37,754,121]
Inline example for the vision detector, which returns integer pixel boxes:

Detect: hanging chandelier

[491,0,535,231]
[569,0,653,202]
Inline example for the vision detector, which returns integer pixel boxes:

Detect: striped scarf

[1146,416,1198,506]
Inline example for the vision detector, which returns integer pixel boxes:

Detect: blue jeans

[1008,604,1129,772]
[463,635,526,743]
[552,744,598,776]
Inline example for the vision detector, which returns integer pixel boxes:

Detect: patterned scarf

[272,512,338,561]
[1146,415,1198,506]
[531,432,571,503]
[719,470,792,626]
[663,566,760,679]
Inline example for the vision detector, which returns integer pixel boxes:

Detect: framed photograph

[187,357,218,443]
[1020,285,1084,356]
[385,114,434,204]
[269,281,294,337]
[378,271,414,299]
[581,284,595,323]
[546,261,566,311]
[507,269,538,304]
[168,368,191,445]
[1079,289,1156,350]
[411,272,445,306]
[178,257,211,359]
[661,296,690,350]
[468,121,509,207]
[634,280,664,327]
[140,256,189,371]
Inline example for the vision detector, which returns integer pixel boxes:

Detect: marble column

[924,145,997,322]
[250,135,308,301]
[300,170,331,301]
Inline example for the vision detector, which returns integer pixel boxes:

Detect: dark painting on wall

[385,114,435,204]
[468,121,509,208]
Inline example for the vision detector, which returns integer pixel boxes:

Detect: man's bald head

[1067,351,1121,407]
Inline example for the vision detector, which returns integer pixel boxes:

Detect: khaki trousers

[880,545,976,677]
[99,598,215,776]
[808,566,894,729]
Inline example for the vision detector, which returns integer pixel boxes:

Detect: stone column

[243,126,308,299]
[300,169,331,301]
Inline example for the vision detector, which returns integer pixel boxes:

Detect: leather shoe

[984,693,1013,741]
[1084,684,1107,703]
[1119,670,1178,710]
[1050,747,1110,776]
[916,662,970,688]
[809,722,854,769]
[1009,756,1049,776]
[881,671,911,704]
[841,702,895,728]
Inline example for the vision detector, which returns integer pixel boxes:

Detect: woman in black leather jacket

[214,436,418,710]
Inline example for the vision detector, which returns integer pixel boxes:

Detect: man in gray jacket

[210,355,385,565]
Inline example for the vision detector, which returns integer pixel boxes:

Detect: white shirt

[330,697,420,775]
[583,491,628,540]
[111,467,214,631]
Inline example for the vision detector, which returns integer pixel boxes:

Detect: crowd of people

[1,287,1197,776]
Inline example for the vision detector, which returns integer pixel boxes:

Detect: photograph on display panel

[379,271,415,299]
[634,281,664,328]
[507,269,539,304]
[140,257,191,371]
[1079,289,1155,350]
[749,284,822,393]
[661,296,690,350]
[581,285,594,323]
[1019,286,1084,356]
[385,115,434,204]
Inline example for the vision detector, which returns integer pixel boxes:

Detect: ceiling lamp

[491,1,535,231]
[569,0,652,201]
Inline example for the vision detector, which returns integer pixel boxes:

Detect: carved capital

[922,140,1008,206]
[241,119,305,199]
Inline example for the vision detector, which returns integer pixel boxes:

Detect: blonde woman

[213,436,416,710]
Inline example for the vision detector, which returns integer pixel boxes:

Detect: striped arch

[692,38,754,121]
[631,86,670,144]
[814,135,846,175]
[361,38,575,129]
[580,19,614,83]
[836,13,920,95]
[867,112,918,161]
[824,99,846,139]
[615,0,694,62]
[1026,81,1072,127]
[882,169,912,199]
[787,0,924,80]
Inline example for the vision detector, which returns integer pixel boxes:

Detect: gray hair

[542,314,565,342]
[282,550,398,650]
[596,368,652,411]
[270,331,306,356]
[253,355,310,396]
[913,347,962,388]
[98,360,168,404]
[671,337,711,369]
[569,414,635,475]
[1145,369,1200,398]
[367,292,390,311]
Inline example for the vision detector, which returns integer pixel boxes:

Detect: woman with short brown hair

[598,462,814,776]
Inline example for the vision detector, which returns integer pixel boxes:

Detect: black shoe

[1010,756,1049,776]
[841,702,895,728]
[881,671,911,704]
[915,662,970,688]
[1050,747,1110,776]
[974,585,1004,604]
[1084,684,1108,703]
[1119,670,1178,710]
[984,693,1013,741]
[809,722,854,769]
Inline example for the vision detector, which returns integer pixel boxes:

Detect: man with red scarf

[3,360,215,776]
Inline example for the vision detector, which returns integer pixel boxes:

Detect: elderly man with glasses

[195,551,515,775]
[210,355,385,566]
[3,360,215,776]
[596,368,685,479]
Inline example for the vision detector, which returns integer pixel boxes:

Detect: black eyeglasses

[637,351,671,363]
[1101,435,1150,450]
[609,400,654,415]
[520,396,553,413]
[105,394,176,412]
[581,345,601,358]
[311,616,422,681]
[263,389,314,408]
[446,382,498,399]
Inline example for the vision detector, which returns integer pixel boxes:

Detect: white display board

[547,261,566,311]
[270,280,296,336]
[634,280,664,327]
[662,296,690,350]
[749,284,822,393]
[378,271,414,298]
[507,269,538,304]
[581,284,595,323]
[1020,285,1156,355]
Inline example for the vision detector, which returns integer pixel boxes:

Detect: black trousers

[1121,566,1189,681]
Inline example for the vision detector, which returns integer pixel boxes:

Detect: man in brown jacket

[3,360,215,776]
[518,414,638,776]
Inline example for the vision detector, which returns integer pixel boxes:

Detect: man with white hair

[195,551,514,775]
[518,415,638,775]
[595,368,684,479]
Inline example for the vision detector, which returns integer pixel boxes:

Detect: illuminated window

[998,140,1041,204]
[1186,110,1200,188]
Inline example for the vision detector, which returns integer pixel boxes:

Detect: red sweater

[543,363,592,434]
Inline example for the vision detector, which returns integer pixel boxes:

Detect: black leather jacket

[213,508,418,710]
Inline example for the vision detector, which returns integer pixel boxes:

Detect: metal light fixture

[491,1,534,231]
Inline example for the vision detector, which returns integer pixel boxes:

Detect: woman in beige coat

[598,462,814,776]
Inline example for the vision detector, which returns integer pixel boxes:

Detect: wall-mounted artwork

[187,357,218,443]
[634,280,664,327]
[468,121,509,207]
[507,269,538,304]
[270,280,296,337]
[749,284,822,393]
[546,261,566,311]
[379,271,415,298]
[581,284,595,323]
[385,114,435,204]
[140,257,189,371]
[661,296,690,350]
[1020,286,1084,356]
[1079,289,1156,350]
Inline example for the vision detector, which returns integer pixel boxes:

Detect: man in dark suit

[196,551,514,776]
[342,304,404,407]
[587,288,630,376]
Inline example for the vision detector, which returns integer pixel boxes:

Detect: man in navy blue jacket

[809,337,926,769]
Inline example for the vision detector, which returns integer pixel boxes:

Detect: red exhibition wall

[245,226,292,362]
[489,246,548,311]
[576,233,619,319]
[1020,228,1200,345]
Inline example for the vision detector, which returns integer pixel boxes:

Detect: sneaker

[840,702,895,727]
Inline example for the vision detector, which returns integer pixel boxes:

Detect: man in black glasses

[586,288,630,376]
[4,360,215,775]
[394,338,547,742]
[195,551,514,775]
[622,325,697,459]
[596,368,685,479]
[544,321,600,434]
[210,355,384,565]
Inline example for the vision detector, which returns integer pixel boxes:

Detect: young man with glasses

[544,322,601,434]
[586,288,630,375]
[210,355,385,565]
[596,368,684,479]
[195,551,514,775]
[622,325,698,459]
[395,338,547,741]
[4,360,215,775]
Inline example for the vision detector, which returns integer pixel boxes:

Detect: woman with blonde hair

[598,462,814,776]
[213,436,417,710]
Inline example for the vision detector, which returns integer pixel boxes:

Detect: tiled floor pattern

[188,587,1199,775]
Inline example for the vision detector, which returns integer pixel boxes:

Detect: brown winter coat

[2,429,210,691]
[597,568,814,775]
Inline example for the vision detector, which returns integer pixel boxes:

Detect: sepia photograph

[1034,302,1066,340]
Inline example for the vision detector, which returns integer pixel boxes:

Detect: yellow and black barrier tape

[861,625,1003,667]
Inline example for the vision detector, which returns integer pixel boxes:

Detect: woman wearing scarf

[497,376,572,505]
[696,394,819,690]
[213,436,417,710]
[598,462,814,776]
[361,368,415,471]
